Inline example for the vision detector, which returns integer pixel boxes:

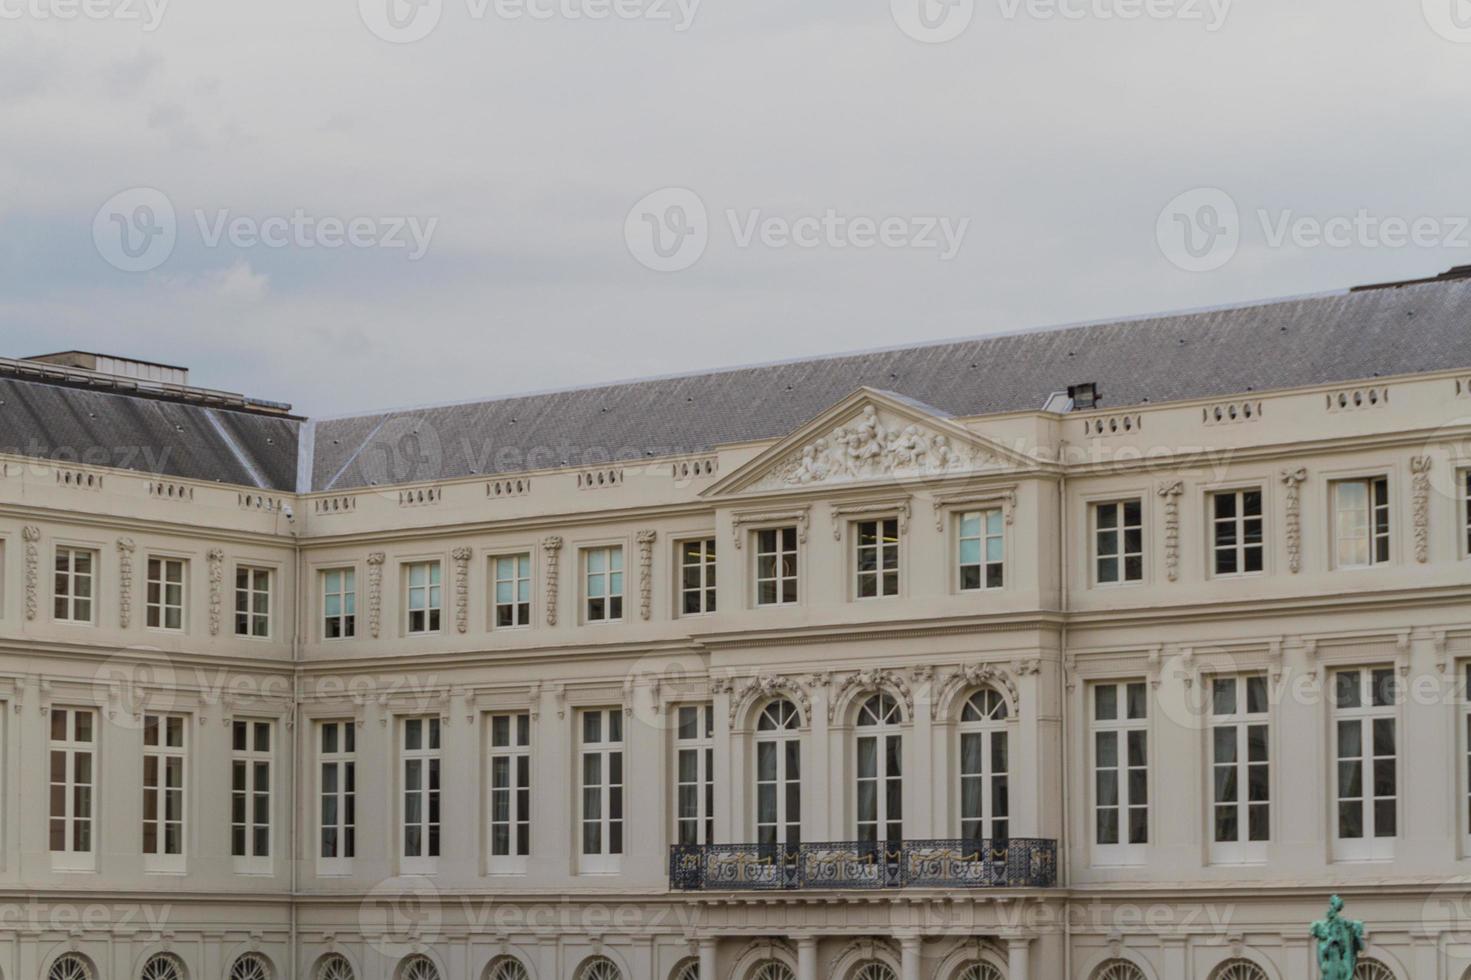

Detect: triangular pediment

[703,388,1035,498]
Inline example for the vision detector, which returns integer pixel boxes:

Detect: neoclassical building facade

[2,274,1471,980]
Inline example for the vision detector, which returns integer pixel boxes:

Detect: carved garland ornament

[931,662,1020,720]
[366,552,385,638]
[636,529,657,620]
[829,668,913,722]
[22,525,40,621]
[1281,468,1307,573]
[1157,480,1183,582]
[451,546,472,633]
[1411,455,1432,563]
[206,547,225,635]
[728,673,813,727]
[542,536,563,626]
[117,537,136,628]
[759,404,982,490]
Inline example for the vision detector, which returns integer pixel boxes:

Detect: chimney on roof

[23,351,189,386]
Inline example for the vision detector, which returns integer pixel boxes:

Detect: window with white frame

[1092,681,1148,859]
[755,700,801,845]
[584,547,623,622]
[145,557,186,630]
[1332,477,1390,568]
[959,688,1009,840]
[957,509,1004,591]
[579,708,623,870]
[1460,468,1470,557]
[231,719,273,865]
[1209,674,1270,863]
[322,568,356,639]
[855,693,903,843]
[401,716,441,867]
[48,707,96,867]
[675,704,714,845]
[1464,663,1471,844]
[142,713,186,866]
[234,566,271,637]
[1093,499,1143,584]
[493,554,532,628]
[488,712,530,868]
[405,561,442,634]
[679,538,717,615]
[1211,489,1264,576]
[319,720,355,864]
[854,518,900,598]
[1333,666,1398,859]
[53,547,96,623]
[754,527,798,606]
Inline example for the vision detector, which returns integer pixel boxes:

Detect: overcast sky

[2,0,1468,417]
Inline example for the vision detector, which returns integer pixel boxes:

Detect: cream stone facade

[2,281,1471,980]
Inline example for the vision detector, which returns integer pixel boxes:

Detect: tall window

[680,538,717,615]
[146,557,186,630]
[1092,681,1148,858]
[235,566,271,637]
[1333,477,1390,567]
[53,547,96,623]
[854,519,900,598]
[322,568,356,639]
[755,700,800,845]
[48,707,96,868]
[319,720,356,864]
[1093,499,1143,584]
[493,554,532,628]
[675,704,714,845]
[959,689,1009,840]
[1334,667,1397,859]
[855,693,903,843]
[754,527,798,606]
[142,713,186,867]
[231,719,272,865]
[1209,675,1269,863]
[1211,489,1264,576]
[579,708,623,870]
[406,561,442,634]
[1462,468,1471,557]
[488,712,530,869]
[584,547,624,622]
[401,717,441,867]
[957,509,1004,591]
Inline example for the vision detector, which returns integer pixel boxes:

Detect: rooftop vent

[24,351,189,386]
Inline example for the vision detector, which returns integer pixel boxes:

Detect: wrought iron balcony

[668,838,1057,891]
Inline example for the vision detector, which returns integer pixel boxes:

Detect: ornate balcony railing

[668,838,1057,891]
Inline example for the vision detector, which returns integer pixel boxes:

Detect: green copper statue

[1310,895,1365,980]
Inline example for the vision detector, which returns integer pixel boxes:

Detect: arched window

[49,956,94,980]
[852,963,897,980]
[1211,961,1266,980]
[1092,962,1145,980]
[855,693,903,843]
[578,958,622,980]
[317,955,355,980]
[141,954,185,980]
[959,688,1009,840]
[486,958,530,980]
[1355,962,1395,980]
[756,700,801,845]
[230,954,271,980]
[399,957,441,980]
[957,964,1004,980]
[751,962,794,980]
[672,959,700,980]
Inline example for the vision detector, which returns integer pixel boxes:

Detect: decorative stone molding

[730,508,809,548]
[1280,468,1307,573]
[729,673,813,728]
[451,547,472,633]
[22,525,40,621]
[1411,455,1432,563]
[932,662,1020,720]
[1157,480,1183,582]
[207,548,225,635]
[931,488,1015,532]
[366,552,386,638]
[117,537,136,628]
[756,403,984,490]
[636,529,657,620]
[542,536,563,626]
[830,668,913,722]
[829,498,911,539]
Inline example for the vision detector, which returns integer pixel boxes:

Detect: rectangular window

[488,713,530,868]
[53,547,96,623]
[584,547,623,622]
[1211,489,1264,576]
[754,527,798,606]
[493,554,532,628]
[957,509,1005,591]
[1092,681,1148,859]
[230,719,273,864]
[48,708,96,866]
[405,562,442,634]
[1093,499,1144,584]
[146,558,186,630]
[579,708,623,870]
[1333,477,1391,568]
[319,721,356,864]
[674,704,714,846]
[401,717,441,866]
[1209,675,1270,863]
[142,713,186,865]
[322,569,356,640]
[854,518,900,599]
[680,539,717,615]
[234,566,271,638]
[1461,468,1470,558]
[1333,667,1397,859]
